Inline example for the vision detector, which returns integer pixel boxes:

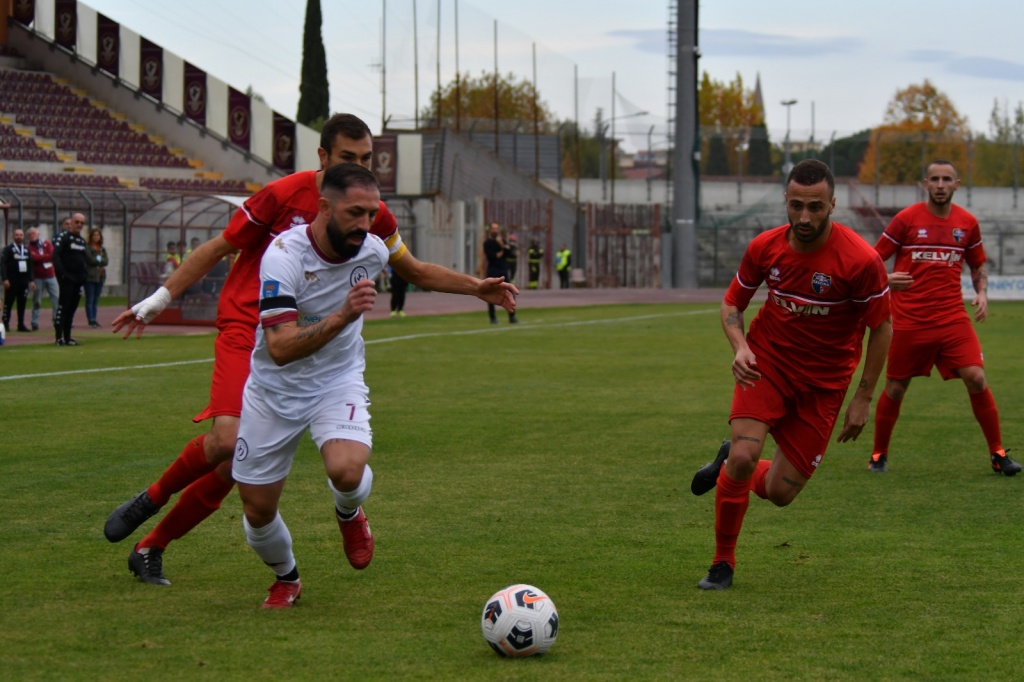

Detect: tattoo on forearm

[736,436,761,444]
[858,379,868,389]
[295,321,328,341]
[725,312,744,329]
[973,264,988,294]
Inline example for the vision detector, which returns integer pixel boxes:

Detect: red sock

[969,387,1002,453]
[751,460,771,500]
[140,466,234,549]
[712,469,752,569]
[146,435,215,506]
[873,391,902,455]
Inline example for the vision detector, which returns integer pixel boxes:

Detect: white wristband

[131,286,172,324]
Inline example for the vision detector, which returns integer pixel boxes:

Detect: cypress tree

[297,0,329,128]
[747,122,773,176]
[705,133,730,175]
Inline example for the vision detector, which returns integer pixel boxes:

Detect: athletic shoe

[697,561,734,590]
[398,311,406,318]
[65,338,79,346]
[691,440,731,496]
[868,452,889,473]
[104,490,162,542]
[128,546,171,586]
[31,323,39,331]
[338,507,374,570]
[55,339,64,346]
[262,579,302,609]
[991,449,1021,477]
[389,310,397,317]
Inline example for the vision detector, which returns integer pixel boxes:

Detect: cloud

[946,56,1024,82]
[609,28,862,59]
[906,49,954,62]
[699,29,862,57]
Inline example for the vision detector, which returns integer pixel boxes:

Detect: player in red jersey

[689,160,892,590]
[867,159,1020,476]
[104,114,518,585]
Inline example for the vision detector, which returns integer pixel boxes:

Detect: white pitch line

[0,308,717,382]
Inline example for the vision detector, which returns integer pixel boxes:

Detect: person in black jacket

[3,228,36,332]
[52,213,89,346]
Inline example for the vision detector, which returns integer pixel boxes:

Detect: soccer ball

[481,584,559,657]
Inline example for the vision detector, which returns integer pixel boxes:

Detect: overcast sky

[82,0,1024,152]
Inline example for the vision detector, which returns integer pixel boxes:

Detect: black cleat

[104,490,162,542]
[691,440,730,496]
[991,449,1021,477]
[868,452,889,473]
[697,561,734,590]
[64,338,79,346]
[128,546,171,586]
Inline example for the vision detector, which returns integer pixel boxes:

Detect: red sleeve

[222,185,282,250]
[723,237,764,311]
[860,254,891,329]
[371,200,398,240]
[874,215,902,261]
[965,222,987,269]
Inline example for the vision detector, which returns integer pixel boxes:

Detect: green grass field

[2,302,1022,681]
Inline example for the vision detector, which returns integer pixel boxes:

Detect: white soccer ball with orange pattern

[481,584,559,656]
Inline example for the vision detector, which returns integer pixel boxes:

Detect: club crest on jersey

[952,228,965,243]
[769,267,781,281]
[350,266,370,287]
[811,272,831,295]
[262,280,280,299]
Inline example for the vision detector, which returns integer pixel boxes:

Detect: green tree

[422,71,556,131]
[972,99,1024,187]
[297,0,329,128]
[818,129,872,177]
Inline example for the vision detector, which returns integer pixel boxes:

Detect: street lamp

[781,99,798,175]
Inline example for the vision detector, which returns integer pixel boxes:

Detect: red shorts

[730,364,847,479]
[886,322,982,381]
[192,325,255,422]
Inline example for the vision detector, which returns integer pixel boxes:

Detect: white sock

[243,512,296,578]
[328,464,373,518]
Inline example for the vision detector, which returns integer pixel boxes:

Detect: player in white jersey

[234,163,390,608]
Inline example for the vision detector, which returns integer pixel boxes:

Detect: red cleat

[338,507,374,570]
[262,579,302,609]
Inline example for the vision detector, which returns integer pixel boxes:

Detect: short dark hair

[319,114,373,153]
[787,159,834,195]
[927,159,958,176]
[321,162,379,197]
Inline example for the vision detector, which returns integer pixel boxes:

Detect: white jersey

[249,224,389,398]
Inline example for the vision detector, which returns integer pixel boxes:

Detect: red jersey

[28,239,55,280]
[875,202,985,331]
[725,222,890,390]
[217,169,403,331]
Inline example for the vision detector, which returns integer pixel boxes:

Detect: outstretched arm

[113,233,236,338]
[391,252,518,313]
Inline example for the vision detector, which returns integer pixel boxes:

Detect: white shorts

[232,379,373,486]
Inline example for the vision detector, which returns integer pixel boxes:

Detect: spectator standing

[527,239,544,290]
[27,226,59,331]
[389,267,407,317]
[52,213,89,346]
[556,243,572,289]
[3,228,35,332]
[506,234,519,285]
[84,227,109,328]
[483,222,518,324]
